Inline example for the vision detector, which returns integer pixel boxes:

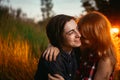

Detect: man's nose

[75,30,81,37]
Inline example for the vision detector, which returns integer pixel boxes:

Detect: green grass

[0,14,49,79]
[0,15,49,57]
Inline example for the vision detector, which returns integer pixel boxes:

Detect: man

[34,14,81,80]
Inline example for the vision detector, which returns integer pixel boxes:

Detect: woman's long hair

[78,11,116,66]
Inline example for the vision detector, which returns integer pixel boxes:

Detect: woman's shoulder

[94,57,114,80]
[99,56,112,65]
[98,56,113,70]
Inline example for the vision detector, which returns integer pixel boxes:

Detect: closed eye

[66,30,75,35]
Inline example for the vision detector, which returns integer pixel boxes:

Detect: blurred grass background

[0,13,49,80]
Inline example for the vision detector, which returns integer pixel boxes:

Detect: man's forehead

[64,21,77,32]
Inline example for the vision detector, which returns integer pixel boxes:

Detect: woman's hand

[42,45,60,61]
[48,74,64,80]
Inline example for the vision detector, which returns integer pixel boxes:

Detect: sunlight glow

[110,28,119,34]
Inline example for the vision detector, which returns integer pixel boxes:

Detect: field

[0,14,120,80]
[0,15,49,80]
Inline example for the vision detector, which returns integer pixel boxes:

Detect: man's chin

[74,44,81,47]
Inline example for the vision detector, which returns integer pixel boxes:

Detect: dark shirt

[34,49,77,80]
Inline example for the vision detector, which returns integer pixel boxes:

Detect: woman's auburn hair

[78,11,117,65]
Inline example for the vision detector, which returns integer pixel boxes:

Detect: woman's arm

[48,74,64,80]
[42,45,60,61]
[94,57,113,80]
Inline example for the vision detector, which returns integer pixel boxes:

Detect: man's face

[61,19,81,51]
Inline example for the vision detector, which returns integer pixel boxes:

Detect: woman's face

[80,35,91,49]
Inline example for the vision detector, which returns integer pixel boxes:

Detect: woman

[76,11,116,80]
[43,11,117,80]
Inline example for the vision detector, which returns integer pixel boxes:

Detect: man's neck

[61,46,73,54]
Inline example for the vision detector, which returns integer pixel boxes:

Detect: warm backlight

[110,27,119,34]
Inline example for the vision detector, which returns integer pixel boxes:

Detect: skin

[61,19,81,52]
[94,57,113,80]
[43,46,59,61]
[48,74,64,80]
